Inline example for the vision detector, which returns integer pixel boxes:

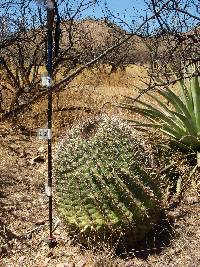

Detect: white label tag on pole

[45,184,52,196]
[38,129,51,140]
[41,76,52,87]
[46,0,54,10]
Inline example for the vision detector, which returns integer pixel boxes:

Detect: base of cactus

[59,205,162,249]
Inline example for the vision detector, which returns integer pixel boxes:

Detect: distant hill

[59,18,149,66]
[1,18,199,73]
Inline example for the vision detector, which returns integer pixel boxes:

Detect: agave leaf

[146,92,175,115]
[178,79,195,121]
[135,97,175,118]
[158,88,196,128]
[195,151,200,167]
[127,119,183,140]
[161,125,183,139]
[170,110,197,136]
[125,95,192,135]
[121,67,200,155]
[156,88,183,114]
[124,106,185,139]
[122,103,173,127]
[123,105,186,136]
[126,119,160,128]
[180,135,200,148]
[133,89,196,135]
[191,76,200,131]
[178,79,190,105]
[145,92,197,136]
[176,176,182,195]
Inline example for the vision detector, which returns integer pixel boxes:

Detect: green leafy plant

[121,66,200,166]
[55,116,163,247]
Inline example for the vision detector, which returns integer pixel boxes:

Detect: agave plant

[121,67,200,165]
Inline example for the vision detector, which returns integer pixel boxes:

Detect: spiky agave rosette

[55,116,163,247]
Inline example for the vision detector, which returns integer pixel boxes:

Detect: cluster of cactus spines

[55,116,163,246]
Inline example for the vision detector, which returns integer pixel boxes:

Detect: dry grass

[13,64,149,136]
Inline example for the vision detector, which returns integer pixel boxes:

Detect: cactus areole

[55,116,162,247]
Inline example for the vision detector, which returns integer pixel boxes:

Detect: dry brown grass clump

[11,65,148,137]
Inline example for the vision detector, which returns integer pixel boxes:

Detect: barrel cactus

[55,116,163,247]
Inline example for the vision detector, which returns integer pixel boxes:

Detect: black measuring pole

[46,1,55,242]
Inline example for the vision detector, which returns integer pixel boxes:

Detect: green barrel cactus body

[55,116,162,246]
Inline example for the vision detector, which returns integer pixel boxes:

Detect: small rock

[77,260,87,267]
[56,263,71,267]
[19,256,26,263]
[38,146,47,153]
[9,144,20,150]
[30,155,45,165]
[41,258,50,267]
[35,220,46,226]
[124,262,135,267]
[19,149,27,158]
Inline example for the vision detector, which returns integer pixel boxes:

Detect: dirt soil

[0,121,199,267]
